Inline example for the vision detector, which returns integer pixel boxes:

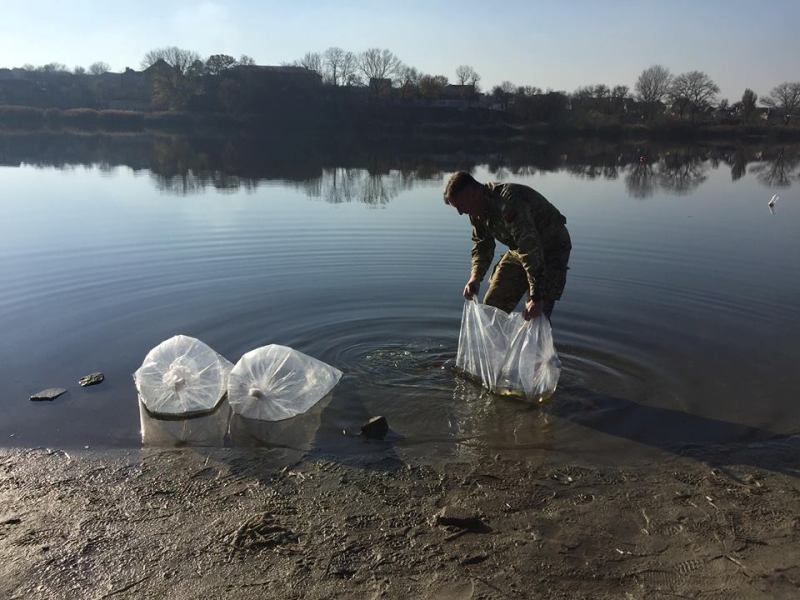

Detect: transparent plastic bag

[133,335,233,417]
[227,344,342,421]
[138,397,231,446]
[455,300,561,401]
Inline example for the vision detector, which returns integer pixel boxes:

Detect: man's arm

[469,218,495,283]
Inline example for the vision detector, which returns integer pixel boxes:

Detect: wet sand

[2,439,800,599]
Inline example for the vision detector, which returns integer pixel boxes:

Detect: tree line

[288,48,799,121]
[6,46,800,128]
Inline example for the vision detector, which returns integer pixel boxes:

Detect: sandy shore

[2,439,800,599]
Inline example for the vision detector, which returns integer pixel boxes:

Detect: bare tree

[741,88,758,121]
[669,71,719,116]
[610,85,629,99]
[498,81,516,95]
[340,51,358,86]
[492,81,516,110]
[37,63,68,73]
[141,47,201,75]
[73,66,86,75]
[455,65,480,86]
[635,65,672,103]
[205,54,237,75]
[88,62,110,75]
[358,48,401,82]
[238,54,255,66]
[761,82,800,116]
[296,52,323,76]
[593,84,610,98]
[398,65,420,87]
[322,47,347,85]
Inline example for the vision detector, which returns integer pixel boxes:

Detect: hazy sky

[1,0,797,100]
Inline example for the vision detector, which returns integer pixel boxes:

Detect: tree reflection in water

[750,148,800,188]
[0,132,798,200]
[300,168,424,205]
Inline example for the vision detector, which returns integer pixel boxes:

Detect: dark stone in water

[361,416,388,439]
[30,388,67,402]
[79,372,104,387]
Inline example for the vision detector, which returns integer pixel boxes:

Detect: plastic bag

[138,398,231,446]
[456,300,561,401]
[227,344,342,421]
[133,335,233,417]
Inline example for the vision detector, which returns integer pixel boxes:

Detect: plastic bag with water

[138,399,231,446]
[133,334,233,417]
[227,344,342,421]
[455,300,561,401]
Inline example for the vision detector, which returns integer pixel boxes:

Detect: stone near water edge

[433,506,485,531]
[30,388,67,402]
[79,372,104,387]
[361,416,389,439]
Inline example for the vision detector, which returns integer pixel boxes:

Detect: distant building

[229,65,322,92]
[443,84,475,99]
[428,84,477,108]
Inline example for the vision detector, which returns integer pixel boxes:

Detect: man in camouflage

[444,171,571,320]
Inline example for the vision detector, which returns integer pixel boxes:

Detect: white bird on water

[768,194,779,214]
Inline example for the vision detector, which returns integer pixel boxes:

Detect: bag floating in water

[456,300,561,401]
[133,334,233,417]
[227,344,342,421]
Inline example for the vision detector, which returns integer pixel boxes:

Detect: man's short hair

[444,171,480,202]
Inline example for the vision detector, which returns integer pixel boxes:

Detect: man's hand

[523,298,543,321]
[463,278,480,300]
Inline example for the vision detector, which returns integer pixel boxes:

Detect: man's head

[444,171,485,217]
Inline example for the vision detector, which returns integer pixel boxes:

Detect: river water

[1,135,798,464]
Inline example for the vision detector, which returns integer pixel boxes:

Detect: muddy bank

[1,441,799,599]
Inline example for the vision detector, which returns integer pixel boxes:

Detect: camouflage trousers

[483,226,572,317]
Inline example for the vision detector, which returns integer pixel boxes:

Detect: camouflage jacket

[470,182,567,299]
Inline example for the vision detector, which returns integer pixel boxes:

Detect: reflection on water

[139,400,231,447]
[298,168,412,206]
[749,148,800,188]
[2,133,799,201]
[625,153,708,197]
[139,394,332,450]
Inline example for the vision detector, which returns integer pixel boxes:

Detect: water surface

[2,135,798,465]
